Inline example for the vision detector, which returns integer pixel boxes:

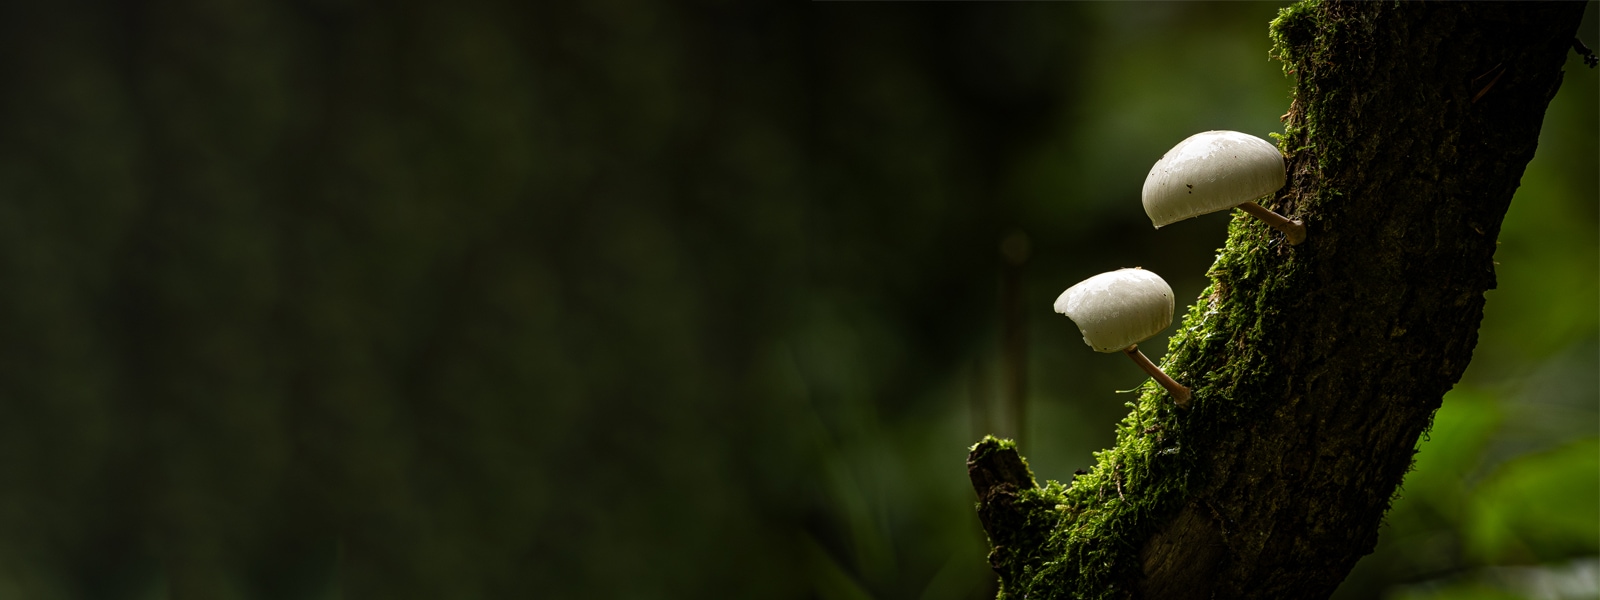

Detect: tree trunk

[967,2,1588,598]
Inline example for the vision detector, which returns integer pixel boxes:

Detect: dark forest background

[0,1,1592,598]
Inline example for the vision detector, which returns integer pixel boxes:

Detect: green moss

[970,434,1020,457]
[1268,0,1321,72]
[1267,0,1387,178]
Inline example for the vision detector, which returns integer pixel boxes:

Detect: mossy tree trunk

[967,2,1588,599]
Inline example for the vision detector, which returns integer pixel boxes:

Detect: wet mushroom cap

[1053,268,1175,353]
[1142,130,1286,228]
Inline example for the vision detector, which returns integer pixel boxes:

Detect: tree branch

[968,2,1587,598]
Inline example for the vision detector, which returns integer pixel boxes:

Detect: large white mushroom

[1142,130,1305,245]
[1054,268,1191,408]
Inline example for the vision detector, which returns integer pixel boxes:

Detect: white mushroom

[1142,130,1305,245]
[1054,268,1191,408]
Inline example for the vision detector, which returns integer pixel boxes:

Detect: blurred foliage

[0,1,1590,598]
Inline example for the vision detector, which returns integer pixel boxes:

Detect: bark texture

[968,2,1587,599]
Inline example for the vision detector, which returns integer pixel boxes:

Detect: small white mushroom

[1142,130,1305,245]
[1054,268,1191,408]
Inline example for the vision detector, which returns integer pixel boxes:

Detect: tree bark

[968,2,1587,599]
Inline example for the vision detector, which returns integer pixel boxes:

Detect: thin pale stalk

[1239,201,1307,245]
[1123,344,1191,409]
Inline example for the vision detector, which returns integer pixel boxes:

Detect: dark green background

[0,1,1592,598]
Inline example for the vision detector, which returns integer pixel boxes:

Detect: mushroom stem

[1238,201,1306,245]
[1122,344,1191,409]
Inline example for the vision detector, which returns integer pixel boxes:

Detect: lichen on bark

[968,2,1587,598]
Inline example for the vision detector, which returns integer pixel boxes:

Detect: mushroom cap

[1142,130,1286,228]
[1053,268,1175,353]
